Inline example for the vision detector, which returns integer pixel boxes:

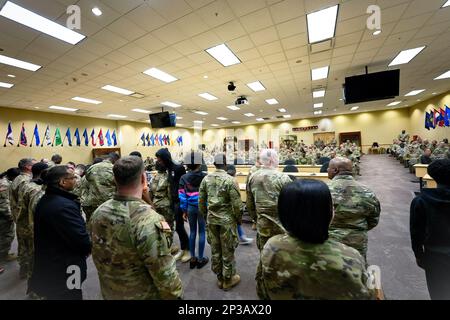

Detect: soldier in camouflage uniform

[0,168,20,269]
[432,140,450,160]
[260,179,375,300]
[150,162,174,247]
[199,154,243,291]
[16,162,47,281]
[82,153,119,222]
[398,130,410,143]
[90,156,183,300]
[246,149,292,297]
[327,158,381,261]
[10,158,36,278]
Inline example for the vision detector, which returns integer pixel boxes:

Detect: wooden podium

[92,148,121,160]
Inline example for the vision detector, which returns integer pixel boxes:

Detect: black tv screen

[149,112,174,128]
[343,70,400,104]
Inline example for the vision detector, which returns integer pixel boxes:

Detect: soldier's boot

[222,274,240,291]
[180,250,191,263]
[217,276,224,289]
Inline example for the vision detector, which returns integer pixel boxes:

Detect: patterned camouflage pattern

[432,144,449,160]
[260,234,376,300]
[0,178,14,260]
[328,175,381,260]
[246,168,292,250]
[90,195,183,300]
[82,160,116,222]
[398,132,410,143]
[150,171,174,246]
[199,169,242,280]
[9,173,31,222]
[16,181,44,278]
[72,173,83,198]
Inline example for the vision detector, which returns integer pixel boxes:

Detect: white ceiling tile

[269,0,305,24]
[240,8,274,33]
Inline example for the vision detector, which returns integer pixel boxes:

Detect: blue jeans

[187,206,206,259]
[237,224,245,239]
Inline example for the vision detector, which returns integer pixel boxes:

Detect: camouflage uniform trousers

[16,223,33,278]
[329,228,368,262]
[82,206,97,224]
[0,218,15,261]
[155,205,175,248]
[207,223,239,281]
[256,233,279,299]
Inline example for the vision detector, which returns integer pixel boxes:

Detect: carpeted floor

[0,154,429,300]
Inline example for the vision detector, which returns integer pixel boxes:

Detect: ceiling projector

[235,96,249,106]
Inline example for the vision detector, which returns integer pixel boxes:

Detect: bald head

[259,149,279,168]
[328,157,353,179]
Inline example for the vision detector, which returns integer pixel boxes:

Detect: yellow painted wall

[409,92,450,141]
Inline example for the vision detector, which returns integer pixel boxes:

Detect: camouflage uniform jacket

[0,178,12,223]
[246,168,292,239]
[9,173,32,222]
[260,234,375,300]
[82,160,116,209]
[90,195,183,300]
[198,169,242,226]
[150,171,171,211]
[17,181,44,235]
[328,175,381,250]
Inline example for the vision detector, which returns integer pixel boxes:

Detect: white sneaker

[239,237,254,245]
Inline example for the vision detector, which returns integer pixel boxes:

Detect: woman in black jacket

[29,165,91,300]
[410,159,450,300]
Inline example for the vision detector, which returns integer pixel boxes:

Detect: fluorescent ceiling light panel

[244,113,255,117]
[198,93,218,101]
[211,124,220,127]
[101,85,134,95]
[108,114,127,119]
[49,106,78,112]
[0,81,14,88]
[314,110,323,115]
[0,1,85,45]
[442,0,450,8]
[7,74,15,78]
[72,97,102,105]
[0,54,41,71]
[311,66,329,81]
[434,70,450,80]
[205,43,241,67]
[161,101,181,108]
[176,116,183,120]
[132,109,151,114]
[283,115,291,118]
[314,103,323,109]
[313,90,325,98]
[405,89,425,96]
[247,81,266,92]
[387,101,402,106]
[266,99,279,105]
[278,108,287,113]
[256,118,264,122]
[232,121,241,124]
[143,67,178,83]
[227,105,240,111]
[217,117,228,121]
[307,5,339,43]
[350,106,359,111]
[388,46,426,66]
[92,7,102,16]
[194,111,208,115]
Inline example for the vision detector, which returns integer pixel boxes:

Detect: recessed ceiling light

[34,107,39,109]
[108,114,127,119]
[256,118,264,122]
[92,7,102,16]
[0,1,85,45]
[373,30,382,36]
[7,74,15,78]
[350,106,359,111]
[247,81,266,92]
[72,97,102,105]
[161,101,181,108]
[205,43,241,67]
[0,81,14,88]
[232,121,241,124]
[442,0,450,8]
[176,123,184,127]
[194,111,208,115]
[314,103,323,109]
[314,110,323,115]
[388,46,426,66]
[0,54,41,71]
[405,89,425,96]
[211,124,220,127]
[227,105,240,111]
[143,67,178,83]
[198,93,218,101]
[278,108,287,113]
[311,66,329,81]
[132,109,150,114]
[387,101,402,106]
[217,117,228,121]
[306,5,339,44]
[101,85,134,95]
[434,70,450,80]
[432,92,437,95]
[244,113,255,117]
[313,90,325,98]
[176,116,183,120]
[203,75,208,79]
[283,115,292,118]
[266,99,279,105]
[49,106,78,112]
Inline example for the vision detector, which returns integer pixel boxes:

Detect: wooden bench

[414,164,429,192]
[423,174,437,189]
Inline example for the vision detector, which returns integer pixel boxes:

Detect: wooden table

[239,183,247,202]
[423,174,437,189]
[414,164,429,192]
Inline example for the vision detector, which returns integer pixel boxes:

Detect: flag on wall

[446,105,450,126]
[83,129,89,146]
[43,126,52,146]
[425,112,431,130]
[155,134,159,146]
[159,134,164,146]
[33,124,41,147]
[150,134,155,146]
[5,122,14,146]
[65,128,72,147]
[440,108,449,127]
[74,128,81,146]
[140,133,146,146]
[18,123,27,147]
[105,130,112,147]
[91,129,96,146]
[176,136,183,146]
[146,133,150,147]
[54,128,62,147]
[112,130,118,146]
[98,129,104,146]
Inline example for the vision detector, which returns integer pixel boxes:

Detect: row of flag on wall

[425,106,450,130]
[3,123,118,147]
[139,133,183,147]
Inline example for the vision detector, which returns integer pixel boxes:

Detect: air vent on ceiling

[75,110,90,114]
[129,92,145,99]
[263,117,270,121]
[309,39,334,54]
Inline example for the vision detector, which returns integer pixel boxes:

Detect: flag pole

[3,134,7,148]
[51,132,56,147]
[30,131,35,148]
[61,135,66,147]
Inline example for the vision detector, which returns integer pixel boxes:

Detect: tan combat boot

[222,274,240,291]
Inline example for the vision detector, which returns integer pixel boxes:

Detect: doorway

[339,132,362,146]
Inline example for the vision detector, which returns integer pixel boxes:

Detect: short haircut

[41,165,70,188]
[18,158,35,171]
[51,154,62,164]
[129,151,142,158]
[2,168,20,181]
[113,156,145,187]
[260,149,279,168]
[283,165,298,173]
[67,161,76,166]
[278,179,333,244]
[428,159,450,186]
[32,162,49,178]
[226,164,236,177]
[108,152,120,164]
[93,157,103,165]
[184,151,203,171]
[214,154,227,169]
